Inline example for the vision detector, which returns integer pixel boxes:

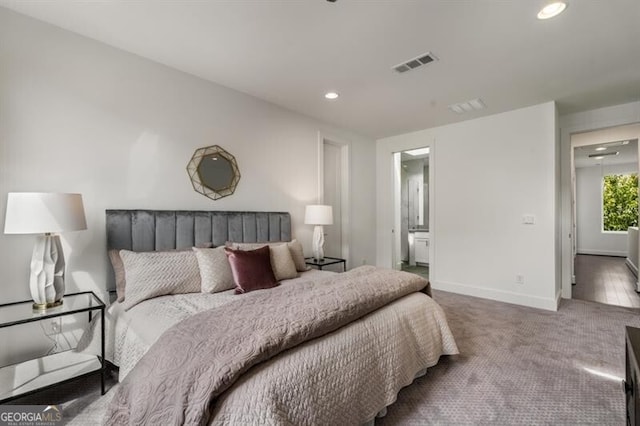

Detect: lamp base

[32,300,63,311]
[30,234,66,309]
[312,225,325,262]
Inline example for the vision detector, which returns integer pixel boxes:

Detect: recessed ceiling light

[405,147,430,156]
[324,92,339,100]
[537,2,567,20]
[595,147,607,151]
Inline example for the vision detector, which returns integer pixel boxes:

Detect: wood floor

[573,254,640,308]
[401,263,429,280]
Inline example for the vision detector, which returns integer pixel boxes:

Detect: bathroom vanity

[409,230,429,266]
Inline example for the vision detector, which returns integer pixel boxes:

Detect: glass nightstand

[305,257,347,272]
[0,291,105,403]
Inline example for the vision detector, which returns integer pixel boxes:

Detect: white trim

[429,143,435,279]
[432,280,558,311]
[555,289,562,310]
[625,257,638,277]
[392,153,402,270]
[318,132,351,268]
[576,249,627,257]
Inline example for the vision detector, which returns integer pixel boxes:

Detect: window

[602,173,638,231]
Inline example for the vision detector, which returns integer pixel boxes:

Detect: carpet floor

[378,290,640,425]
[8,290,640,425]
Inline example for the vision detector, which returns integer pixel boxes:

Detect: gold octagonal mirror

[187,145,240,200]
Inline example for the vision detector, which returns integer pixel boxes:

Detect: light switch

[522,214,535,225]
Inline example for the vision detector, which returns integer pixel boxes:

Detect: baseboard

[577,249,627,257]
[625,258,639,277]
[431,280,558,311]
[555,289,563,309]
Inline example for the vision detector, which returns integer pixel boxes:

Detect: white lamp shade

[4,192,87,234]
[304,205,333,226]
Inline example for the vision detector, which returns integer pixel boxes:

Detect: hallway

[573,254,640,308]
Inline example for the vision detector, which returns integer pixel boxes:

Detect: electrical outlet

[515,274,525,285]
[362,259,367,265]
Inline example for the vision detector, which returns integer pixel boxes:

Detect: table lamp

[304,205,333,261]
[4,192,87,310]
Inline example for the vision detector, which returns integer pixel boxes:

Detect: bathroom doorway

[393,147,430,280]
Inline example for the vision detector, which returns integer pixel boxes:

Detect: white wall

[560,102,640,297]
[0,8,376,364]
[377,102,559,310]
[575,163,638,256]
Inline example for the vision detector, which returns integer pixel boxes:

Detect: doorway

[393,146,430,280]
[572,133,640,308]
[319,135,350,270]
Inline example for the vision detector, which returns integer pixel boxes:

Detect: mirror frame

[186,145,241,200]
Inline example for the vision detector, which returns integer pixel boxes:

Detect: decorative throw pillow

[269,243,299,281]
[109,243,212,302]
[120,250,201,310]
[229,239,308,272]
[227,242,272,250]
[286,239,308,272]
[193,247,235,293]
[224,246,278,294]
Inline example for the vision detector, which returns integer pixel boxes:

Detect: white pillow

[286,239,308,272]
[120,250,201,311]
[269,244,299,281]
[193,247,236,293]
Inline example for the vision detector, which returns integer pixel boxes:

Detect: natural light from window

[602,173,638,232]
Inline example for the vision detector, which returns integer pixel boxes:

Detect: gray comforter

[104,266,434,425]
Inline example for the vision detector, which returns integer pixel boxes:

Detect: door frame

[561,117,640,298]
[317,132,351,266]
[391,144,434,273]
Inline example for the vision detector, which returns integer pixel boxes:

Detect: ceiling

[1,0,639,139]
[574,139,638,169]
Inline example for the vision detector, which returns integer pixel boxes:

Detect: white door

[323,142,342,258]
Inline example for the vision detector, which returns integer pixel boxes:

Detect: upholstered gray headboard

[105,210,291,290]
[106,210,291,251]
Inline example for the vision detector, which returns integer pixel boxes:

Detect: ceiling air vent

[448,98,487,114]
[393,52,438,74]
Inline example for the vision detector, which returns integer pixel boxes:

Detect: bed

[80,209,458,425]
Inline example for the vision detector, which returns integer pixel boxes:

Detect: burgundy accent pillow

[224,246,278,294]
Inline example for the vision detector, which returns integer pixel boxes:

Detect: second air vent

[393,52,438,73]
